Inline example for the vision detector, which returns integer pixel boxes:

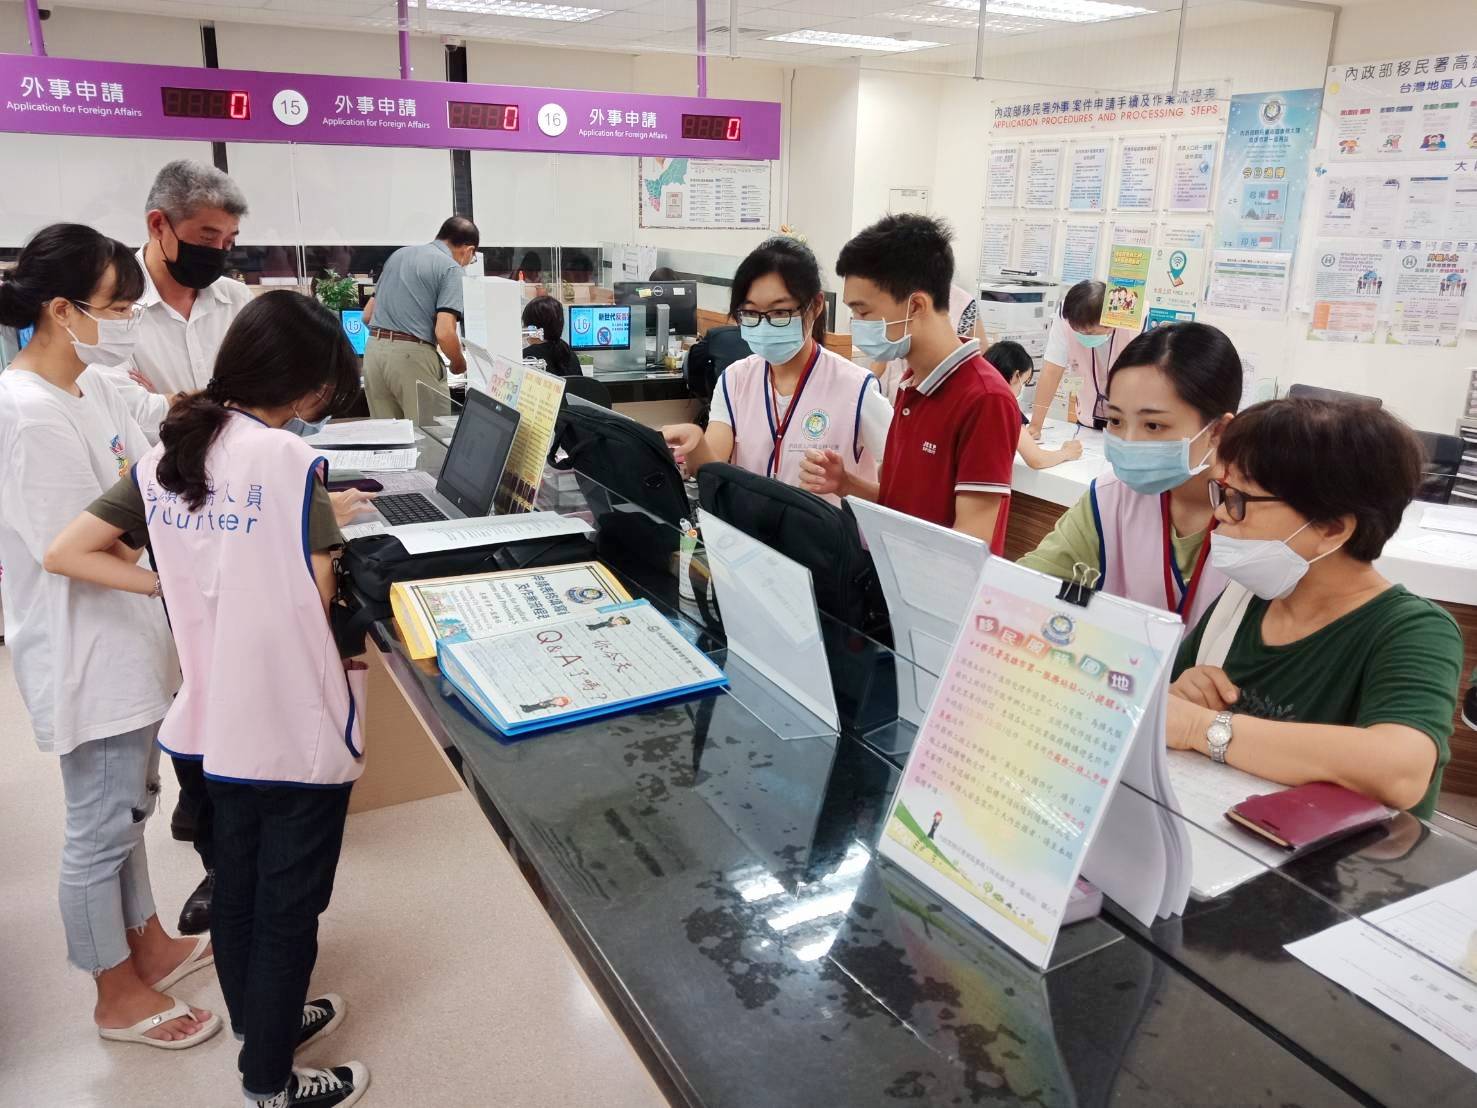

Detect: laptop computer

[356,388,521,527]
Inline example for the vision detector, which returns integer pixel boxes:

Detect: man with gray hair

[124,158,254,400]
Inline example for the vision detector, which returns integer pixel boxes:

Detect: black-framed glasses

[737,308,803,328]
[1209,479,1283,523]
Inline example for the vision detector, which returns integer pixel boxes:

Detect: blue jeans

[57,724,163,974]
[207,779,351,1099]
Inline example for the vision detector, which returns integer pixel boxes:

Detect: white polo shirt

[127,247,255,396]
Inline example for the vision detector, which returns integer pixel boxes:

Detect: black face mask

[161,217,229,290]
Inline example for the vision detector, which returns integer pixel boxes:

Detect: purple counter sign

[0,53,782,160]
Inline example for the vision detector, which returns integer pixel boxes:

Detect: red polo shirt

[878,339,1019,554]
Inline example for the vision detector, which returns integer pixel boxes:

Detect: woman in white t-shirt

[0,224,218,1049]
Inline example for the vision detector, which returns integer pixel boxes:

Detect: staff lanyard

[763,342,821,478]
[1081,330,1116,429]
[1160,491,1216,616]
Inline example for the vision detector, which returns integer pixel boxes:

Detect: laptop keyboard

[374,492,449,527]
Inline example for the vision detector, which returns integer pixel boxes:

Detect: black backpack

[695,464,890,643]
[683,325,751,425]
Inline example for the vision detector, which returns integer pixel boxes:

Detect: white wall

[785,66,860,286]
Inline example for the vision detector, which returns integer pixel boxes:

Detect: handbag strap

[1196,580,1253,669]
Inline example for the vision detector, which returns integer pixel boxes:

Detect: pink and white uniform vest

[1062,324,1140,428]
[136,412,364,786]
[721,345,880,505]
[1089,472,1228,626]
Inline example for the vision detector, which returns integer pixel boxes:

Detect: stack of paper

[319,447,419,472]
[438,600,727,737]
[1165,752,1293,898]
[304,419,415,449]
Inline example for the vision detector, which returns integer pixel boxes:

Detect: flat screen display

[448,101,520,131]
[567,305,632,352]
[613,281,698,337]
[437,392,520,516]
[340,309,367,356]
[681,113,742,141]
[161,87,251,120]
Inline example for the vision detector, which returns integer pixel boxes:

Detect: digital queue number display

[681,113,742,141]
[447,100,521,132]
[161,86,251,120]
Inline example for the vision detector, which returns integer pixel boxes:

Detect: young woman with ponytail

[0,223,219,1049]
[46,290,373,1108]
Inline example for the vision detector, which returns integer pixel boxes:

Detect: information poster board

[1060,222,1104,283]
[1168,136,1218,213]
[1017,220,1058,273]
[986,145,1021,208]
[1116,138,1164,212]
[1308,243,1387,341]
[1023,144,1064,209]
[1387,240,1472,346]
[977,217,1015,280]
[1207,250,1294,317]
[638,157,771,229]
[478,354,566,514]
[1103,242,1152,329]
[1214,90,1322,250]
[1067,141,1111,212]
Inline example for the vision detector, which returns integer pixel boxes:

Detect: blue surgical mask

[1104,423,1214,495]
[1076,330,1111,350]
[285,413,332,438]
[852,311,913,362]
[743,317,807,365]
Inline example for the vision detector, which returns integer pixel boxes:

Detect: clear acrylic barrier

[413,380,462,449]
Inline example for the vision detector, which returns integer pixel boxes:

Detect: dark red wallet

[1226,782,1393,854]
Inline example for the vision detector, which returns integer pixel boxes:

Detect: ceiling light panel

[424,0,608,21]
[766,30,945,52]
[933,0,1152,23]
[881,6,1044,34]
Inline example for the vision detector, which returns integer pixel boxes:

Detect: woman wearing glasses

[0,224,217,1048]
[1168,399,1462,817]
[1019,322,1241,625]
[661,237,890,504]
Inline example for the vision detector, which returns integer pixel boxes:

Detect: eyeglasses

[1209,479,1283,523]
[737,308,804,328]
[73,301,146,330]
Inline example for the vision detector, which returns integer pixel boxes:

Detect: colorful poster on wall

[1017,220,1058,273]
[1213,90,1323,250]
[1103,242,1152,329]
[1168,137,1218,213]
[1067,142,1110,212]
[1207,249,1294,317]
[978,217,1015,279]
[1146,242,1207,316]
[1116,138,1163,211]
[877,558,1179,968]
[1145,307,1195,329]
[986,145,1021,207]
[1060,222,1104,282]
[1324,51,1477,162]
[1308,242,1389,342]
[1387,240,1472,346]
[637,158,771,229]
[1315,173,1403,238]
[1023,144,1064,209]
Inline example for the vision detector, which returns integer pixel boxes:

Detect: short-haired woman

[1168,398,1463,817]
[1027,279,1142,437]
[984,340,1082,471]
[1020,322,1243,624]
[520,294,582,377]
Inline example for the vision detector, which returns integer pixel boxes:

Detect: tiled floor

[0,647,668,1108]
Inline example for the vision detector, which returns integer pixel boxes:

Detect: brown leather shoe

[177,870,214,935]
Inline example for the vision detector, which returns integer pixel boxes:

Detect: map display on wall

[638,158,771,229]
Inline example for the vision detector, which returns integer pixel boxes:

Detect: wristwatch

[149,574,163,600]
[1206,710,1234,764]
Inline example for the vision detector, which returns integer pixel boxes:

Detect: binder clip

[1057,562,1101,608]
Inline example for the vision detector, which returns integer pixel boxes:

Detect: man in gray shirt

[363,216,479,419]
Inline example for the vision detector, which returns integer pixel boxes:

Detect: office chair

[1414,429,1464,504]
[561,374,613,410]
[1286,383,1383,408]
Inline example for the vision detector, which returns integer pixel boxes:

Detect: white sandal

[98,997,222,1050]
[152,933,214,993]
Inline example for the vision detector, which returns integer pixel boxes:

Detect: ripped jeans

[57,723,164,975]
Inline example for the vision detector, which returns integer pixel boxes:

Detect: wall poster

[1023,143,1065,209]
[1214,90,1323,250]
[986,145,1022,208]
[1115,138,1164,212]
[1307,242,1388,342]
[1067,141,1111,212]
[638,158,771,229]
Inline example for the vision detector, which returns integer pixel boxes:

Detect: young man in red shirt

[800,215,1021,554]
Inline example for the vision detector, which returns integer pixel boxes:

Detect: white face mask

[65,304,141,368]
[1209,521,1342,601]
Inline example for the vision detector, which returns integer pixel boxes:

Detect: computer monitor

[568,305,632,352]
[340,309,367,356]
[435,388,522,517]
[614,281,698,337]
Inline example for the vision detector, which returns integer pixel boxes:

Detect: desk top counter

[1013,420,1477,606]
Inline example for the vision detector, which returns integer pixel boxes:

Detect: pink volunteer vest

[1066,325,1140,428]
[1089,472,1227,626]
[722,345,881,505]
[137,412,364,786]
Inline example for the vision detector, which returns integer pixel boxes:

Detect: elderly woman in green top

[1168,398,1462,818]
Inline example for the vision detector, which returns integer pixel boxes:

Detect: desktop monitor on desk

[340,309,367,356]
[614,281,698,337]
[568,305,633,352]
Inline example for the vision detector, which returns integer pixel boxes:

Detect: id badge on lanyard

[765,345,822,478]
[1160,492,1215,616]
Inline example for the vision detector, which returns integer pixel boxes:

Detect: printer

[976,273,1061,360]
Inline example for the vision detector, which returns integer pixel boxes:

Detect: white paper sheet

[389,512,592,555]
[319,448,419,472]
[305,419,415,448]
[698,510,837,731]
[1164,751,1291,897]
[1287,872,1477,1074]
[1420,503,1477,537]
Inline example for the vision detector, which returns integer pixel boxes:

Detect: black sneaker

[249,1063,369,1108]
[238,995,347,1072]
[1462,683,1476,731]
